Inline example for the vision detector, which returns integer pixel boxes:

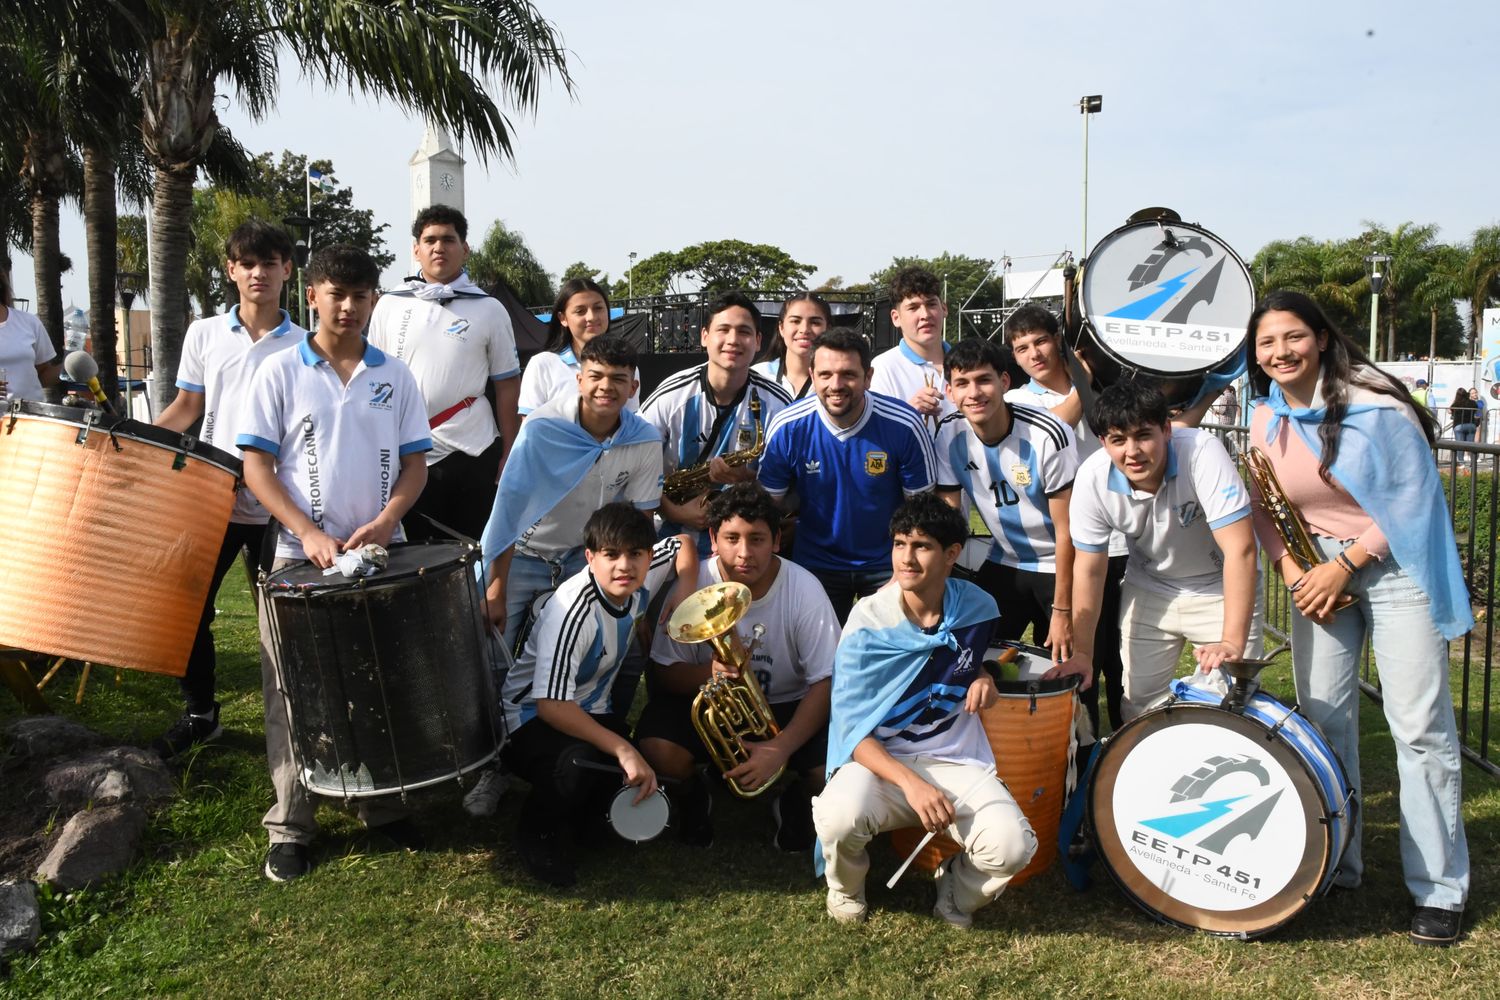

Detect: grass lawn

[3,570,1498,999]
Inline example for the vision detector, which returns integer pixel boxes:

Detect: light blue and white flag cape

[388,271,490,303]
[479,404,660,572]
[1261,383,1473,639]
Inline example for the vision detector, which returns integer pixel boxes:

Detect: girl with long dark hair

[1245,289,1469,946]
[518,277,639,414]
[752,291,831,400]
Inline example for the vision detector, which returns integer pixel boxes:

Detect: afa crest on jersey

[865,451,888,476]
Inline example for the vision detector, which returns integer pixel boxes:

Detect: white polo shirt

[512,393,663,558]
[517,347,640,415]
[237,334,432,561]
[1006,378,1127,557]
[0,308,56,401]
[935,403,1078,573]
[650,556,838,705]
[1069,427,1250,597]
[870,340,955,427]
[505,536,683,733]
[367,289,519,464]
[177,306,305,523]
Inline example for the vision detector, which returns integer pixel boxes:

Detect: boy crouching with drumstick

[237,245,432,882]
[500,503,697,888]
[813,493,1036,928]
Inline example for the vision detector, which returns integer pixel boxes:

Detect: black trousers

[181,520,268,715]
[502,713,631,834]
[972,559,1053,648]
[405,436,504,543]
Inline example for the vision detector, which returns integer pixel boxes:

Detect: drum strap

[429,395,479,430]
[1058,741,1100,891]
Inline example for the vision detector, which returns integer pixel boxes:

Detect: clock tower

[409,121,466,219]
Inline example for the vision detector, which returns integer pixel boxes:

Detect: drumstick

[886,763,998,889]
[569,757,682,786]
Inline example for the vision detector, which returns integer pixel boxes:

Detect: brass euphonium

[662,393,765,505]
[1244,447,1357,611]
[667,581,784,798]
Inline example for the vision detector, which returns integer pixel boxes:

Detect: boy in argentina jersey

[501,505,697,888]
[1050,382,1261,721]
[641,484,839,851]
[934,338,1078,662]
[813,494,1035,928]
[639,291,792,551]
[758,327,937,622]
[236,245,431,884]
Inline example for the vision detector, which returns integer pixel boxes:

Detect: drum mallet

[886,763,998,888]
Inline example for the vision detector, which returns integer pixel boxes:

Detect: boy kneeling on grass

[499,503,697,887]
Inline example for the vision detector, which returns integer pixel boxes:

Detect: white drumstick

[886,763,998,889]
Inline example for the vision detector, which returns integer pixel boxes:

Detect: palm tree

[108,0,573,414]
[1416,243,1468,358]
[1463,225,1500,349]
[466,219,554,306]
[1357,221,1443,361]
[1250,236,1363,332]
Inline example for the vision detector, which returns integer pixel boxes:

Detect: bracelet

[1050,605,1071,613]
[1334,551,1359,575]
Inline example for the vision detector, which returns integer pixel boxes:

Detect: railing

[1203,421,1499,777]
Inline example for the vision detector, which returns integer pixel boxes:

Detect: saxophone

[668,581,784,798]
[1244,447,1357,611]
[662,392,764,505]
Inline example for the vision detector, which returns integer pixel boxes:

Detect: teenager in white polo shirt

[758,327,938,622]
[870,265,954,432]
[237,244,432,883]
[1001,305,1125,731]
[934,337,1078,660]
[640,483,838,851]
[149,221,306,758]
[0,267,60,401]
[368,205,519,541]
[640,291,793,550]
[1052,381,1261,720]
[518,277,640,415]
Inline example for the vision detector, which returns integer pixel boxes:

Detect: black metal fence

[1203,421,1499,777]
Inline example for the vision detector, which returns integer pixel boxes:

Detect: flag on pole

[307,167,335,193]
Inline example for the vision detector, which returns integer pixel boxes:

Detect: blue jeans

[1291,536,1469,909]
[1454,423,1476,442]
[504,548,586,659]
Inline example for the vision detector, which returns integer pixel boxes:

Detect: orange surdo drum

[0,401,240,676]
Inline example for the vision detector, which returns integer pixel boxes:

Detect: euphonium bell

[668,581,784,798]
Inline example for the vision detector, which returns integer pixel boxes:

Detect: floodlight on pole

[1079,95,1103,257]
[628,251,637,304]
[1365,252,1390,360]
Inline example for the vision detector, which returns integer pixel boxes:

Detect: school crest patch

[865,451,888,476]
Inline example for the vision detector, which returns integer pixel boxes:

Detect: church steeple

[409,120,466,218]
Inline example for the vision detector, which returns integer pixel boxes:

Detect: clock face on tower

[440,171,455,190]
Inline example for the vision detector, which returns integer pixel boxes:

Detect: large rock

[0,880,41,960]
[42,747,177,812]
[35,804,149,890]
[2,716,101,759]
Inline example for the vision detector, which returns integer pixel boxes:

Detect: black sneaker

[1410,906,1462,946]
[772,782,815,853]
[150,704,224,760]
[368,818,426,852]
[677,773,714,848]
[263,842,310,882]
[515,825,577,888]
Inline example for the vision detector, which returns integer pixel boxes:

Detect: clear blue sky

[15,0,1500,311]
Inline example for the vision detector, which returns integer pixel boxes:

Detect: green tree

[466,220,553,306]
[1462,225,1500,349]
[68,0,573,413]
[1356,221,1444,362]
[182,186,278,317]
[560,260,612,298]
[624,241,816,297]
[248,151,393,272]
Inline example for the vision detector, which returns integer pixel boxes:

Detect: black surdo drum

[1076,213,1256,407]
[261,541,502,798]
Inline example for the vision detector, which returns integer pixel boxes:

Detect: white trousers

[1119,581,1265,720]
[812,756,1036,916]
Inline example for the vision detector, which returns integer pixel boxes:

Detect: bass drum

[1076,214,1255,407]
[0,400,239,675]
[262,541,503,798]
[1088,678,1355,938]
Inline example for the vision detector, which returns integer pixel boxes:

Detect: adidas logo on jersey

[805,460,821,474]
[965,460,980,470]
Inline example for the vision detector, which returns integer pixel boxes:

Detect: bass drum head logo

[1099,712,1323,923]
[1081,222,1254,375]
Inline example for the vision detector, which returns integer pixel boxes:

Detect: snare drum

[0,400,239,675]
[890,642,1081,886]
[261,541,503,798]
[1089,678,1355,938]
[608,786,671,843]
[1076,216,1255,407]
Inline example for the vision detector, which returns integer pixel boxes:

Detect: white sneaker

[462,768,511,817]
[826,888,868,925]
[933,856,973,929]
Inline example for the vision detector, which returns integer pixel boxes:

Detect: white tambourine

[607,786,670,843]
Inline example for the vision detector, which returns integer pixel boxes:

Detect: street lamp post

[628,251,637,305]
[1365,252,1390,361]
[282,215,315,328]
[1079,95,1103,256]
[116,270,145,415]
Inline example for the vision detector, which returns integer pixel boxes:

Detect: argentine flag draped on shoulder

[825,579,999,778]
[479,402,660,572]
[388,271,491,303]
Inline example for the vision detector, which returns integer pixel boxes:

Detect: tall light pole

[1079,95,1103,256]
[1365,252,1390,360]
[627,251,637,305]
